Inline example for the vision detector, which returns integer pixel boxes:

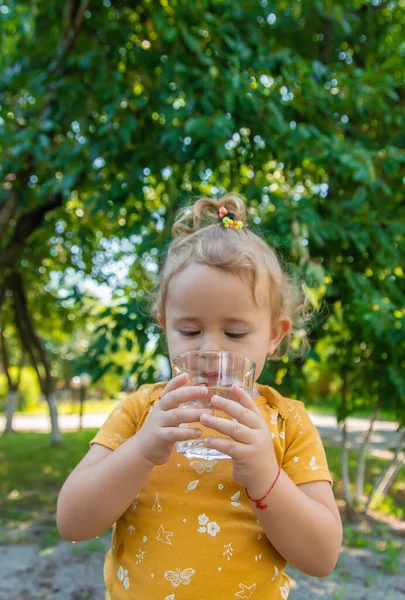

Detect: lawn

[0,430,403,546]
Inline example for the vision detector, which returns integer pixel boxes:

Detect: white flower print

[231,491,241,507]
[310,456,319,471]
[280,582,290,598]
[117,566,130,589]
[271,413,277,425]
[271,565,279,581]
[255,554,262,562]
[164,596,175,600]
[143,536,147,543]
[136,549,146,565]
[198,527,207,534]
[271,432,276,439]
[198,514,209,526]
[293,456,299,463]
[218,483,224,490]
[279,431,285,439]
[207,521,220,537]
[127,525,136,535]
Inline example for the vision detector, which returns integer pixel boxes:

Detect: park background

[0,0,404,598]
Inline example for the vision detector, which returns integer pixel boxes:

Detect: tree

[1,0,404,506]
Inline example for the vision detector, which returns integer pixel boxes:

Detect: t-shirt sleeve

[282,400,334,487]
[89,384,153,451]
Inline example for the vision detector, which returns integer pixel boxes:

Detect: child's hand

[199,385,278,491]
[134,373,209,467]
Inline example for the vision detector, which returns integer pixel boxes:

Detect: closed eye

[179,331,246,339]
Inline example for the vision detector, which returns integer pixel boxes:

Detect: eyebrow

[173,317,254,326]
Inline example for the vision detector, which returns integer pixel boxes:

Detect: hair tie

[218,206,244,230]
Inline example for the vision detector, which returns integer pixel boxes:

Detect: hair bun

[172,193,248,238]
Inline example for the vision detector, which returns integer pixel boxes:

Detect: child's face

[158,262,291,383]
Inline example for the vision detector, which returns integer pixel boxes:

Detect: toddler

[57,193,342,599]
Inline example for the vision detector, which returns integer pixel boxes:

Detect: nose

[199,337,222,355]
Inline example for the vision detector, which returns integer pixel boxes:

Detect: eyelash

[179,331,246,339]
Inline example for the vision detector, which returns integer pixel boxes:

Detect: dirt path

[1,517,404,599]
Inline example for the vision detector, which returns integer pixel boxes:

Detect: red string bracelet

[245,465,281,510]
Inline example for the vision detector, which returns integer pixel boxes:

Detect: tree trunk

[4,390,18,434]
[79,385,86,431]
[355,399,380,505]
[10,271,63,443]
[47,391,63,444]
[341,420,353,509]
[0,327,21,435]
[339,372,353,515]
[366,428,405,512]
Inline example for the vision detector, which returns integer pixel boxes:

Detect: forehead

[166,263,269,318]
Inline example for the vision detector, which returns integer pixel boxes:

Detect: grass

[0,430,97,540]
[0,430,404,551]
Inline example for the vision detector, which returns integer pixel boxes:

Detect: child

[57,193,342,599]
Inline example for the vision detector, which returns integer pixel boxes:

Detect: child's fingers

[161,372,189,398]
[200,412,251,443]
[162,426,202,443]
[160,381,208,411]
[231,384,263,417]
[209,394,259,429]
[163,407,212,427]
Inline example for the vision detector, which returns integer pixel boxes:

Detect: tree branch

[0,193,63,269]
[0,329,13,389]
[0,190,19,241]
[47,0,91,77]
[9,271,55,395]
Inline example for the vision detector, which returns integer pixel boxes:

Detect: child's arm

[246,473,342,577]
[56,437,154,542]
[200,386,342,578]
[57,374,209,541]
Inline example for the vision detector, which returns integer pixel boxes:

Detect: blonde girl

[57,193,342,599]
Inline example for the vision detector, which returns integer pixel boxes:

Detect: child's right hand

[133,373,209,467]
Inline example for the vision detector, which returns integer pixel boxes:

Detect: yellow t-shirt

[90,382,333,600]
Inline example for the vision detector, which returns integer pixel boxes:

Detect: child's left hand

[200,384,279,492]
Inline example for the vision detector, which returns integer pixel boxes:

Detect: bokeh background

[0,1,404,598]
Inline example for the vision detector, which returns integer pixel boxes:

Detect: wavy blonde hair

[151,192,311,359]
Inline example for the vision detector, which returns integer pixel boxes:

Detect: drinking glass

[171,351,256,460]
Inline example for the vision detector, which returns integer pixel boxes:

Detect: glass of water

[171,351,256,460]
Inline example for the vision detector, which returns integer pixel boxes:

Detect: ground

[0,412,403,599]
[0,511,404,600]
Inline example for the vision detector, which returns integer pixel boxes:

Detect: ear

[157,312,166,331]
[267,316,292,357]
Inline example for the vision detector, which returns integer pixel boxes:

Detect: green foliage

[0,0,404,424]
